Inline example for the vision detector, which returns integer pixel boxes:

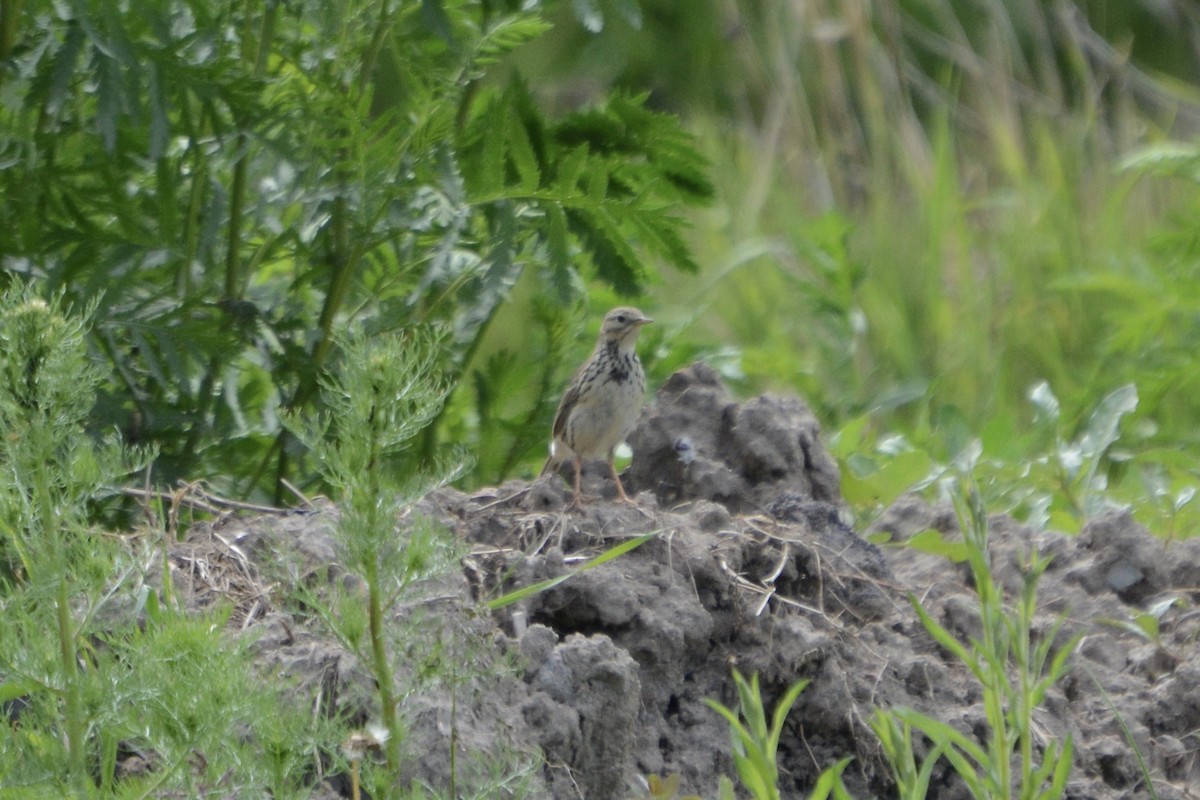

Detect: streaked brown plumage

[542,306,652,506]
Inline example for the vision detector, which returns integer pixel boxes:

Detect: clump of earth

[168,363,1200,798]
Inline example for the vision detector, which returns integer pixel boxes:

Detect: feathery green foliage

[0,0,710,500]
[282,327,536,796]
[0,287,128,788]
[0,288,323,796]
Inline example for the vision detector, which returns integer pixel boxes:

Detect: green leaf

[95,48,124,153]
[0,679,33,704]
[909,595,980,678]
[614,0,643,29]
[146,61,170,160]
[904,529,969,562]
[733,671,768,743]
[46,21,87,115]
[487,532,658,609]
[706,671,813,800]
[567,207,641,295]
[1079,383,1137,459]
[1027,381,1060,423]
[892,707,988,781]
[1046,736,1074,799]
[829,414,871,460]
[586,163,609,200]
[841,448,934,508]
[915,740,951,798]
[1119,141,1200,182]
[475,13,554,65]
[507,105,542,192]
[768,678,809,755]
[477,96,506,194]
[556,145,589,193]
[543,203,573,301]
[144,586,163,625]
[421,0,456,42]
[1028,738,1062,796]
[807,757,853,800]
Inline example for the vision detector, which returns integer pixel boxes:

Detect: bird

[541,306,653,507]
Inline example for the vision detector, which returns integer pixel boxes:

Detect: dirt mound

[171,364,1200,798]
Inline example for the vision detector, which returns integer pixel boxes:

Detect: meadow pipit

[542,307,652,506]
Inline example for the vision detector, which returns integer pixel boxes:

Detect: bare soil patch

[166,363,1200,798]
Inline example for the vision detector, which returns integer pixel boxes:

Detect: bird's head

[599,306,653,347]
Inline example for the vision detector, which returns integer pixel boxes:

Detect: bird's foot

[566,493,599,511]
[611,473,638,505]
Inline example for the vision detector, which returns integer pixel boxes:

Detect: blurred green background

[495,0,1200,537]
[515,0,1200,432]
[3,0,1199,536]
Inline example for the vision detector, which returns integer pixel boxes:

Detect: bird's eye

[616,314,627,322]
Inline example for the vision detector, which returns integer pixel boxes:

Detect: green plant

[0,0,710,500]
[1,592,328,797]
[0,287,131,789]
[628,772,704,800]
[871,471,1079,800]
[283,326,480,791]
[1097,594,1187,649]
[487,530,656,611]
[705,670,851,800]
[93,601,327,798]
[0,287,323,796]
[973,381,1197,540]
[547,1,1200,486]
[1083,664,1160,800]
[838,376,1200,544]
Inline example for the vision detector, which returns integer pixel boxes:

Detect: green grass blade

[893,707,989,769]
[1045,736,1074,800]
[487,531,657,609]
[733,670,770,743]
[768,678,810,755]
[909,595,981,679]
[808,757,853,800]
[914,740,950,798]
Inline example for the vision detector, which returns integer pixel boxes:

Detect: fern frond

[474,14,554,66]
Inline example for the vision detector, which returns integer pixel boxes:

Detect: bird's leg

[570,457,585,509]
[609,458,636,504]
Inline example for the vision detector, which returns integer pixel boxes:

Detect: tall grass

[640,1,1200,465]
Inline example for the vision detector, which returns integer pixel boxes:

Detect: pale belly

[557,378,643,461]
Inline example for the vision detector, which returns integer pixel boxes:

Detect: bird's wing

[551,381,581,440]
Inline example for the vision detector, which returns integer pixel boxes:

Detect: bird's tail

[540,442,562,477]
